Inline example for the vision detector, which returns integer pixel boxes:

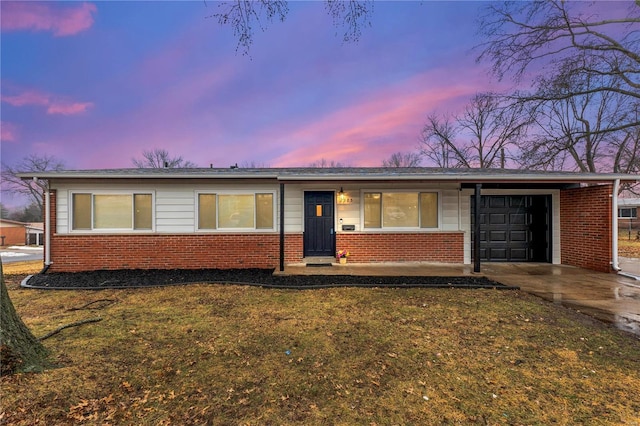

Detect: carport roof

[18,167,639,183]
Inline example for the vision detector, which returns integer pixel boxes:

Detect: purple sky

[1,1,510,179]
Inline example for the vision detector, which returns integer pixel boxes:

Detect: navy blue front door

[304,191,335,257]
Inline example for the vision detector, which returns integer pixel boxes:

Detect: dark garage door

[472,195,551,262]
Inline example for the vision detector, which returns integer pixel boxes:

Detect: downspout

[612,180,640,280]
[279,183,285,272]
[41,189,52,274]
[612,179,620,271]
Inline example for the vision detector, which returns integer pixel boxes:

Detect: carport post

[474,183,482,273]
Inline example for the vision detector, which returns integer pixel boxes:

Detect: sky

[0,1,512,192]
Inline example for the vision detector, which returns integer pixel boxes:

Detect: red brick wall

[49,233,282,272]
[284,233,303,263]
[0,224,25,246]
[560,184,612,273]
[336,232,464,263]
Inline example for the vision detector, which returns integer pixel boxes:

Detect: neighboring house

[0,218,28,246]
[618,198,639,232]
[19,167,639,274]
[26,222,44,246]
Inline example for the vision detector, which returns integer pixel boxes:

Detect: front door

[304,191,335,257]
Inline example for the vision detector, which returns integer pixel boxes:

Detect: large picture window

[72,192,153,231]
[364,191,438,229]
[197,192,275,230]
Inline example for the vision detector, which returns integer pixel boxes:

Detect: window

[198,194,217,229]
[94,195,132,228]
[219,194,254,228]
[72,194,92,230]
[71,192,153,231]
[134,194,153,229]
[197,192,275,230]
[619,207,637,218]
[364,191,438,229]
[256,193,274,229]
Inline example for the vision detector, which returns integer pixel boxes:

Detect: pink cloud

[263,62,514,167]
[1,90,49,107]
[269,69,481,167]
[1,2,96,37]
[47,101,93,115]
[2,88,92,115]
[1,121,18,142]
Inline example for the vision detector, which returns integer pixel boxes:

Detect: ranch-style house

[19,167,639,274]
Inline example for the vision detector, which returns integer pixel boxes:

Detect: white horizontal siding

[52,180,465,236]
[53,181,280,234]
[440,189,460,231]
[56,189,69,233]
[284,185,304,233]
[155,190,194,232]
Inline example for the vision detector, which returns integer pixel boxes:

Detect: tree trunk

[0,261,50,375]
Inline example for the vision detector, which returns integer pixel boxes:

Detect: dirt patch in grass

[2,270,640,425]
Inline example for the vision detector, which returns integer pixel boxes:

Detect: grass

[619,231,640,257]
[1,262,639,425]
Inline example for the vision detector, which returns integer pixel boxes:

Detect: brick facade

[336,232,464,263]
[48,233,282,272]
[42,185,616,273]
[46,231,462,272]
[560,184,613,273]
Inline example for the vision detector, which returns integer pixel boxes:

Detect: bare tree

[239,160,270,168]
[1,154,65,215]
[420,113,465,168]
[211,1,289,55]
[132,149,197,168]
[519,71,637,174]
[478,1,640,104]
[308,158,349,168]
[211,0,373,55]
[420,93,530,169]
[1,261,51,375]
[382,151,422,167]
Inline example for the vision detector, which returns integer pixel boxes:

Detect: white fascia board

[276,173,639,183]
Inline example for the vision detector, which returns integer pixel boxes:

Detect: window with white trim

[197,192,274,230]
[618,207,637,218]
[363,191,438,229]
[71,192,153,231]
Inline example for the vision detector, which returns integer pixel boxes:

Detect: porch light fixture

[337,187,352,204]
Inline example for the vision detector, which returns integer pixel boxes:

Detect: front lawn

[2,266,639,425]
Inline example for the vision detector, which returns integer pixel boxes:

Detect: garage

[472,195,551,262]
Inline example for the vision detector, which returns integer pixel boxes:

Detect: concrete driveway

[620,257,640,277]
[480,263,640,337]
[0,246,43,264]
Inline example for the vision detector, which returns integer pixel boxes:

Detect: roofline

[17,168,639,183]
[17,172,281,180]
[276,174,638,183]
